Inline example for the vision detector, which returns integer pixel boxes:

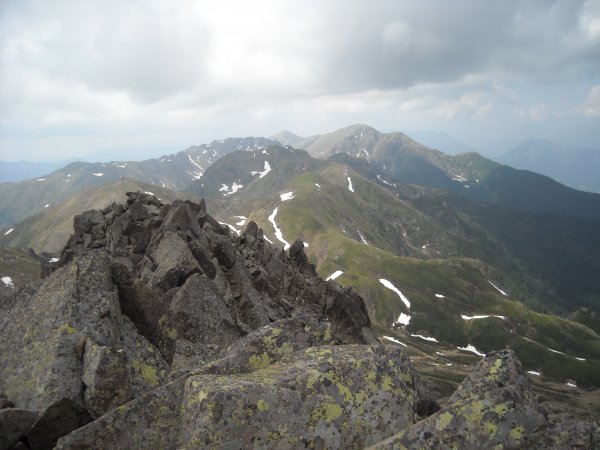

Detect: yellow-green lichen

[311,401,343,423]
[493,403,509,417]
[249,352,272,370]
[483,421,497,436]
[257,399,269,412]
[509,425,525,441]
[132,359,160,386]
[436,411,453,431]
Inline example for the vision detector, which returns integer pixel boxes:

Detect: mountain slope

[296,124,600,222]
[0,137,276,228]
[179,148,600,387]
[500,139,600,193]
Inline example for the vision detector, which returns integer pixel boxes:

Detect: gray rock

[213,235,237,269]
[26,398,91,450]
[0,408,38,450]
[0,253,121,411]
[368,349,548,449]
[56,345,417,450]
[81,342,132,419]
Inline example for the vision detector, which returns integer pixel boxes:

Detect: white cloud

[581,85,600,116]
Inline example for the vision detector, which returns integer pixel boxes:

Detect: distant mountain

[182,145,600,387]
[0,137,276,227]
[499,139,600,193]
[295,124,600,222]
[0,160,80,183]
[405,130,476,155]
[270,130,305,146]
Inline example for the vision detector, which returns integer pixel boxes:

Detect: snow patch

[258,161,271,178]
[92,173,103,177]
[396,313,411,326]
[379,279,411,309]
[527,371,541,376]
[356,229,368,245]
[4,228,14,235]
[315,183,321,190]
[144,191,161,200]
[36,178,45,181]
[234,216,247,226]
[268,207,290,250]
[575,357,586,361]
[280,192,294,201]
[219,222,241,236]
[411,334,438,343]
[461,314,505,320]
[383,336,407,347]
[44,204,49,208]
[547,347,566,355]
[435,294,445,298]
[566,382,577,388]
[49,257,60,263]
[2,276,14,287]
[220,182,243,196]
[457,344,486,357]
[116,164,127,168]
[326,270,344,281]
[347,176,354,192]
[488,281,508,296]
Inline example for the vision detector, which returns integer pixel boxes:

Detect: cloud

[581,85,600,116]
[0,0,599,159]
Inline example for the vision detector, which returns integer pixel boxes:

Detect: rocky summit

[0,191,598,449]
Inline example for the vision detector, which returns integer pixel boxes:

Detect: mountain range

[2,124,600,403]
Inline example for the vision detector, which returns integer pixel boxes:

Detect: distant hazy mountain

[270,130,305,146]
[295,124,600,222]
[500,139,600,193]
[0,160,74,183]
[0,137,276,227]
[405,130,476,155]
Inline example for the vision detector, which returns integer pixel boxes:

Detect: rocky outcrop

[368,349,600,450]
[56,344,416,449]
[0,192,380,447]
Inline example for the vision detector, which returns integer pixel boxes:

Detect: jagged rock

[367,349,552,449]
[56,345,417,449]
[213,235,237,269]
[288,238,305,259]
[25,398,91,450]
[0,408,38,450]
[541,419,600,449]
[0,253,121,411]
[166,273,240,348]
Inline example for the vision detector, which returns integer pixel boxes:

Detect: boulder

[25,398,91,450]
[56,345,417,450]
[0,408,38,450]
[368,349,548,449]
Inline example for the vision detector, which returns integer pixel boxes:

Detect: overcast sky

[1,0,599,161]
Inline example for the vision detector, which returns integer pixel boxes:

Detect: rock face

[1,192,597,449]
[368,349,600,450]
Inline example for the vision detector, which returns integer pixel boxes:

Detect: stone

[213,235,236,269]
[0,408,38,450]
[367,349,548,449]
[56,345,417,450]
[26,398,91,450]
[81,341,132,419]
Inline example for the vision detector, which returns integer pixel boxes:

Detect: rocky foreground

[0,192,598,449]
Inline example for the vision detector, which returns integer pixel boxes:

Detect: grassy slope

[223,165,600,387]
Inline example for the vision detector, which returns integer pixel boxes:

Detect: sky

[0,0,599,162]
